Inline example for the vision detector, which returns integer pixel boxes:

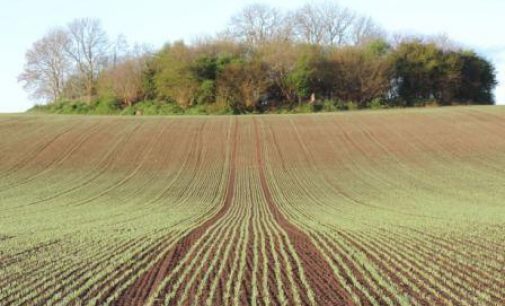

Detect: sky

[1,0,504,112]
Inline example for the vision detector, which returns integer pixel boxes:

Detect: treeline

[20,2,497,115]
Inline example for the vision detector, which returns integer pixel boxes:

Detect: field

[0,106,504,306]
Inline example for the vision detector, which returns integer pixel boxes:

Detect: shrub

[368,98,384,110]
[158,102,185,115]
[120,100,185,116]
[184,104,208,115]
[330,100,357,111]
[196,80,216,105]
[203,101,232,115]
[291,103,312,114]
[29,100,92,114]
[120,106,136,116]
[322,100,338,112]
[93,99,121,115]
[311,102,323,112]
[346,101,358,111]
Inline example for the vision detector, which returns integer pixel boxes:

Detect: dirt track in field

[1,107,505,306]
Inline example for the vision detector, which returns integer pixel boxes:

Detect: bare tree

[227,4,290,46]
[291,3,326,45]
[111,34,129,67]
[65,18,109,102]
[322,2,356,45]
[293,2,356,46]
[18,29,70,101]
[349,16,384,46]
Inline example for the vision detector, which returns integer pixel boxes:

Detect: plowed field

[0,107,504,305]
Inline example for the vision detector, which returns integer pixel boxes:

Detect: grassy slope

[0,106,504,305]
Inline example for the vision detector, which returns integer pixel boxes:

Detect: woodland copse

[20,2,497,115]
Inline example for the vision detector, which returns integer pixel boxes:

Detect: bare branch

[293,2,356,46]
[65,18,109,101]
[227,4,291,46]
[350,16,385,46]
[18,29,70,101]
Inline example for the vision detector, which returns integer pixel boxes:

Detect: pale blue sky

[1,0,504,112]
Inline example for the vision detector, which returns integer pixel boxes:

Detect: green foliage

[390,42,444,105]
[368,98,384,110]
[29,100,92,114]
[141,61,158,101]
[365,39,391,57]
[202,101,233,115]
[154,41,198,108]
[196,80,216,105]
[192,56,220,81]
[184,104,209,115]
[92,99,122,115]
[125,101,185,115]
[292,103,313,113]
[322,99,349,112]
[346,101,358,111]
[285,57,313,101]
[455,51,497,104]
[389,42,496,106]
[29,99,120,115]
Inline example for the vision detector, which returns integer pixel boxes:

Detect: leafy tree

[390,42,497,106]
[283,46,319,104]
[190,54,233,104]
[154,41,198,108]
[390,42,445,106]
[140,58,158,101]
[455,52,497,104]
